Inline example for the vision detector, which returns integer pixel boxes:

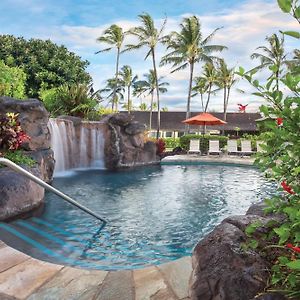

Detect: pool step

[0,218,106,267]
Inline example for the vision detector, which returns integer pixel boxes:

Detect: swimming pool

[0,164,276,270]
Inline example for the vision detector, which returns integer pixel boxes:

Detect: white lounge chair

[188,139,200,154]
[227,140,239,155]
[241,140,254,155]
[208,140,222,155]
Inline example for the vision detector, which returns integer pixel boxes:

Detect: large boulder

[0,96,51,151]
[189,203,285,300]
[0,97,54,220]
[102,113,159,169]
[0,167,44,220]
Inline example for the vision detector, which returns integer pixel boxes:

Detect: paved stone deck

[0,241,192,300]
[161,154,255,166]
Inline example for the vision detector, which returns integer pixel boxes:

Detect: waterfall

[48,118,105,174]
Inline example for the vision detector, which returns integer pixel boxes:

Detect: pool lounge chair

[241,140,254,155]
[188,139,200,154]
[208,140,222,155]
[227,140,239,155]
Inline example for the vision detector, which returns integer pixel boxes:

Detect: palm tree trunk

[200,93,204,112]
[127,85,130,114]
[204,84,212,112]
[185,61,194,134]
[112,47,121,112]
[150,91,154,131]
[223,86,227,121]
[151,48,161,139]
[224,86,231,121]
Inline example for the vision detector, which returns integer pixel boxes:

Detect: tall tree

[202,62,218,112]
[160,16,226,132]
[96,25,125,110]
[0,35,91,97]
[250,33,288,90]
[100,77,124,112]
[216,59,236,121]
[119,65,138,113]
[134,69,169,131]
[124,13,166,138]
[192,76,208,112]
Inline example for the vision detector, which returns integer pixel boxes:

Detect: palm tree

[96,24,125,110]
[100,78,124,112]
[192,77,208,112]
[119,65,138,113]
[124,13,166,138]
[201,62,218,112]
[216,59,236,121]
[161,16,226,132]
[134,69,169,131]
[250,33,288,90]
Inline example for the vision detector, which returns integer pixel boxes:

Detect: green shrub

[179,134,228,152]
[162,138,180,149]
[1,150,36,167]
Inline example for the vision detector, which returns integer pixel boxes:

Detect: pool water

[0,164,276,270]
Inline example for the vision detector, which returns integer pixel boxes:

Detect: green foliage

[2,150,36,167]
[179,134,228,153]
[162,138,180,149]
[40,83,100,119]
[0,60,26,98]
[0,35,91,97]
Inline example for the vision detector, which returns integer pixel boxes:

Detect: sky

[0,0,298,112]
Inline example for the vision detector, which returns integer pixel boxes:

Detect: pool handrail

[0,157,107,224]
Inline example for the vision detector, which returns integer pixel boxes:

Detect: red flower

[276,118,283,126]
[156,138,166,155]
[286,243,300,254]
[281,181,295,195]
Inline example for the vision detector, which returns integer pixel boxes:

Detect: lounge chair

[241,140,254,155]
[227,140,239,155]
[188,139,200,154]
[208,140,222,155]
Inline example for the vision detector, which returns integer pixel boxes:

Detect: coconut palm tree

[96,24,125,110]
[201,62,218,112]
[192,77,208,112]
[161,16,226,132]
[134,69,169,131]
[124,13,166,138]
[216,59,237,121]
[100,77,124,112]
[119,65,138,113]
[250,33,288,90]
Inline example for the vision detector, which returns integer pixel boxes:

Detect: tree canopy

[0,35,91,97]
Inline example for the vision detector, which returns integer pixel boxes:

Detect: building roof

[129,111,261,132]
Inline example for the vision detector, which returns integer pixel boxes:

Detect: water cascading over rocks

[48,118,105,174]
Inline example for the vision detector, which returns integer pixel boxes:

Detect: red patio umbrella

[182,112,227,134]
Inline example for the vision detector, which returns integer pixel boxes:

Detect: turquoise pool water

[0,164,276,270]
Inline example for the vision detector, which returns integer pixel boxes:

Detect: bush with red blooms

[156,138,166,156]
[0,113,30,151]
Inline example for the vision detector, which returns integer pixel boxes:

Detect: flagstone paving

[0,242,192,300]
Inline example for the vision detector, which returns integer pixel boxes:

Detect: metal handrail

[0,158,107,224]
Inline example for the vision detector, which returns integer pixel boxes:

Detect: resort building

[129,111,261,137]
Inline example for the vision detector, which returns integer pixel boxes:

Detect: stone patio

[0,241,192,300]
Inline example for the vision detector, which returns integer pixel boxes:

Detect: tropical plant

[119,65,138,113]
[124,13,167,138]
[250,33,288,90]
[236,0,300,296]
[96,24,125,111]
[100,77,124,111]
[192,76,208,111]
[161,16,226,131]
[0,60,26,99]
[0,35,91,97]
[134,69,169,130]
[216,59,237,121]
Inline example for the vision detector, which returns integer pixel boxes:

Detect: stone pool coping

[161,154,255,166]
[0,240,192,300]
